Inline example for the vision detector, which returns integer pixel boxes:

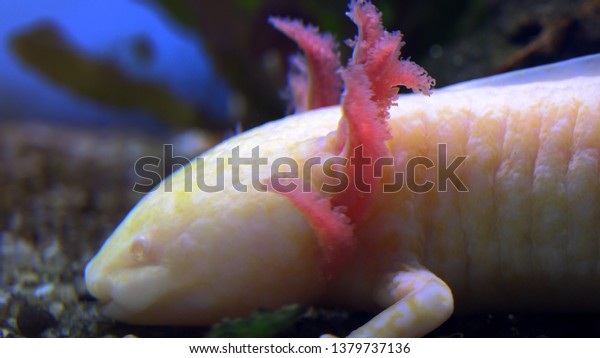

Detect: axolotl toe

[85,0,600,337]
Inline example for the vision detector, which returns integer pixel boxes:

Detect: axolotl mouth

[84,215,214,325]
[87,263,221,326]
[85,260,173,323]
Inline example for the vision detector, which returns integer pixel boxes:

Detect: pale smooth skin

[86,54,600,337]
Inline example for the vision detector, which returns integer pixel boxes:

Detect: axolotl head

[84,107,345,325]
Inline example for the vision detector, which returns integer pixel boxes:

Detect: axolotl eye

[129,235,164,266]
[130,236,150,264]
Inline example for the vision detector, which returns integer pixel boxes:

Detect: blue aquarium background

[1,0,596,132]
[0,0,230,131]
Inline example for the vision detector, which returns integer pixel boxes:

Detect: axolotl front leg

[330,265,454,338]
[371,268,453,338]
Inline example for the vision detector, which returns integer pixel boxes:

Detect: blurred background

[1,0,598,132]
[1,0,599,338]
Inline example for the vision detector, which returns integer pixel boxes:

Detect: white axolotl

[85,0,600,337]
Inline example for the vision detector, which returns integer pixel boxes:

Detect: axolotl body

[85,1,600,337]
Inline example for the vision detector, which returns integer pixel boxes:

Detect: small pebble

[49,302,65,319]
[0,328,14,338]
[54,283,78,303]
[17,271,40,288]
[34,283,54,299]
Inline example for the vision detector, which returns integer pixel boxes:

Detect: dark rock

[16,304,57,337]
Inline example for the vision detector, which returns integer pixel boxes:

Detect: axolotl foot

[322,266,454,338]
